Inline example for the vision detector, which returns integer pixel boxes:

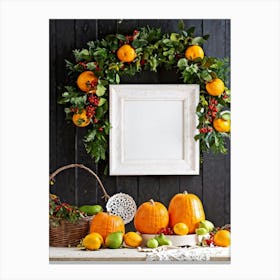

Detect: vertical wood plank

[203,19,226,58]
[224,20,231,224]
[202,19,228,226]
[178,19,204,200]
[95,19,118,206]
[138,176,160,205]
[159,176,179,208]
[50,19,76,205]
[74,20,100,206]
[49,20,57,172]
[115,19,140,231]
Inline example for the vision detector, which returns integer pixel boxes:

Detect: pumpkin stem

[149,199,155,205]
[183,190,188,194]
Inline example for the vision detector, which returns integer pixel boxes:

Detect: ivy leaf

[186,26,195,37]
[132,39,148,48]
[191,37,206,45]
[170,33,180,41]
[80,49,90,59]
[116,73,120,84]
[98,97,107,107]
[96,84,106,96]
[182,30,188,37]
[200,70,213,82]
[177,58,188,69]
[84,129,96,142]
[178,20,185,31]
[95,107,105,119]
[116,34,126,41]
[86,62,97,70]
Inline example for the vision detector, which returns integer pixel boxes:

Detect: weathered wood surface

[49,19,231,231]
[49,247,231,262]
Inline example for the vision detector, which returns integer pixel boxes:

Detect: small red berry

[99,127,103,132]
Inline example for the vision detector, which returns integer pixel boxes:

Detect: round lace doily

[106,193,137,224]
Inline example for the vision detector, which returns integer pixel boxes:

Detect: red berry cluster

[204,232,215,246]
[86,105,96,118]
[157,227,174,235]
[125,30,140,43]
[199,127,213,134]
[206,98,218,122]
[175,53,183,60]
[90,79,98,88]
[70,107,78,113]
[222,92,229,100]
[88,94,100,106]
[78,61,87,69]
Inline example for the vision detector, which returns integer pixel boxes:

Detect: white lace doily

[106,193,137,224]
[140,246,226,262]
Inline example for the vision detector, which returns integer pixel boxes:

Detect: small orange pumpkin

[134,199,169,234]
[90,212,125,240]
[168,191,205,234]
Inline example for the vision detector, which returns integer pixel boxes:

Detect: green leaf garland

[59,22,231,166]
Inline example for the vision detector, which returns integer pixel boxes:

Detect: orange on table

[185,45,204,61]
[77,71,98,92]
[206,78,225,96]
[213,118,230,132]
[82,232,103,250]
[117,44,136,62]
[124,232,143,247]
[72,109,91,127]
[173,222,189,235]
[213,229,231,247]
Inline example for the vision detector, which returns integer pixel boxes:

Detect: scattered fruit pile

[59,191,230,251]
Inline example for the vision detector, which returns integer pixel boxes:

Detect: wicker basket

[49,163,110,247]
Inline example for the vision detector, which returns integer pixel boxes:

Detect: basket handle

[49,163,111,201]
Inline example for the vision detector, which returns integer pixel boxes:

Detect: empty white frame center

[109,84,200,175]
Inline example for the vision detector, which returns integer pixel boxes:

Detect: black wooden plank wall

[49,19,230,231]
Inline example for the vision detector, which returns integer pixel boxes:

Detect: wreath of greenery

[59,21,230,168]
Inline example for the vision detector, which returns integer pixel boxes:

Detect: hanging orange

[185,45,204,61]
[117,44,136,62]
[206,78,225,96]
[76,71,98,92]
[213,118,230,132]
[72,109,90,127]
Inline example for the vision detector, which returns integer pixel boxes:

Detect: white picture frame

[109,84,200,175]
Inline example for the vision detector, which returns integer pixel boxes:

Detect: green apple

[199,220,214,232]
[105,231,123,249]
[195,227,208,235]
[147,238,159,248]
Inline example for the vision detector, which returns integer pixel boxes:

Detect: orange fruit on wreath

[117,44,136,62]
[72,109,91,127]
[213,229,231,247]
[213,118,230,133]
[206,78,225,96]
[185,45,204,61]
[77,71,98,92]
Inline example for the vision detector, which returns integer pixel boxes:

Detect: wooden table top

[49,246,230,263]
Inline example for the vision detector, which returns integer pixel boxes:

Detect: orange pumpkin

[168,191,205,234]
[134,199,169,234]
[90,212,125,240]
